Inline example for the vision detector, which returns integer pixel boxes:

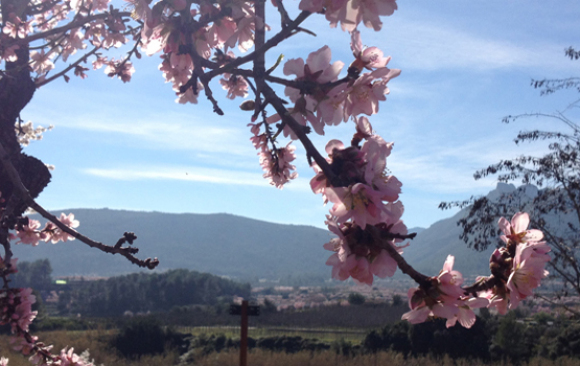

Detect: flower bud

[240,100,255,111]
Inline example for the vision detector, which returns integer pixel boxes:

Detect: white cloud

[367,19,575,73]
[83,165,313,191]
[391,135,553,194]
[57,114,254,156]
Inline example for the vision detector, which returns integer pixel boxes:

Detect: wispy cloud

[366,19,573,73]
[391,135,552,194]
[83,165,313,191]
[57,114,253,157]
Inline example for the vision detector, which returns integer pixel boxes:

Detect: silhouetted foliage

[110,316,188,358]
[347,293,366,305]
[11,259,53,291]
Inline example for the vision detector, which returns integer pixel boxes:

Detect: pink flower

[344,67,400,117]
[402,256,467,327]
[259,143,298,189]
[350,30,391,71]
[59,347,88,366]
[331,0,398,32]
[47,213,80,243]
[10,334,38,355]
[402,287,458,325]
[15,220,44,246]
[104,60,135,82]
[437,255,464,301]
[326,252,356,281]
[2,17,33,39]
[361,135,401,202]
[220,74,249,99]
[225,16,258,52]
[326,183,386,228]
[506,241,550,308]
[445,297,489,328]
[498,212,544,245]
[282,46,345,136]
[30,50,55,75]
[370,249,397,278]
[0,42,18,62]
[349,257,374,285]
[323,217,350,262]
[482,288,509,315]
[208,17,237,48]
[317,85,348,126]
[12,288,38,332]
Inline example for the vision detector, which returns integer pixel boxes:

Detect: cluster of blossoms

[1,0,136,84]
[249,118,298,188]
[14,121,53,147]
[315,116,406,285]
[266,31,399,140]
[483,213,550,313]
[11,213,79,246]
[258,142,298,189]
[401,213,549,328]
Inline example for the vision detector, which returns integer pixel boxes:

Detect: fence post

[240,300,248,366]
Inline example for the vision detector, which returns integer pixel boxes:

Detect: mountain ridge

[13,187,519,282]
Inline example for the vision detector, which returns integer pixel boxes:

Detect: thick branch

[379,236,430,286]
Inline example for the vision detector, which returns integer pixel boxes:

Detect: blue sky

[22,0,580,230]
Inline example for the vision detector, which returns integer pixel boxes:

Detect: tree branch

[0,140,159,270]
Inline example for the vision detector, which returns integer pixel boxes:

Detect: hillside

[13,184,528,281]
[13,209,333,280]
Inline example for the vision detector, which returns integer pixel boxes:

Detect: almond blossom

[445,297,489,328]
[402,256,466,327]
[30,50,55,75]
[220,73,249,99]
[15,220,45,246]
[276,46,345,136]
[350,29,391,71]
[344,67,400,117]
[50,213,80,243]
[104,60,135,83]
[259,142,298,189]
[338,0,398,31]
[506,241,550,308]
[499,212,544,245]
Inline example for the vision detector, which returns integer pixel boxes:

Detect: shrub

[110,316,188,358]
[347,293,366,305]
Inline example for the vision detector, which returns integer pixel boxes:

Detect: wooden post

[240,300,248,366]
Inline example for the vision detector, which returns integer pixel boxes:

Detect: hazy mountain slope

[15,185,534,281]
[13,209,335,279]
[400,210,495,279]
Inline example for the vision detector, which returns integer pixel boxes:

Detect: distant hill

[14,209,334,280]
[14,185,531,281]
[400,209,495,279]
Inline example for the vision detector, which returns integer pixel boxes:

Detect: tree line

[11,259,251,317]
